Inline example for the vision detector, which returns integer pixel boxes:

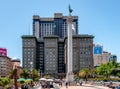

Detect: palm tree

[97,63,111,79]
[79,68,90,82]
[8,69,15,79]
[90,68,98,78]
[31,69,39,81]
[0,78,10,88]
[109,61,120,77]
[20,69,29,79]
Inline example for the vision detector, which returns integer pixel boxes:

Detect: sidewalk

[36,83,109,89]
[59,84,109,89]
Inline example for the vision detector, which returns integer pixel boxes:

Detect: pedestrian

[79,80,82,86]
[21,84,24,89]
[65,82,68,88]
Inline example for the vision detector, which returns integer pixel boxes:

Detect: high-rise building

[33,13,78,39]
[22,13,94,77]
[22,34,94,76]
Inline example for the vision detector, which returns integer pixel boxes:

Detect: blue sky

[0,0,120,63]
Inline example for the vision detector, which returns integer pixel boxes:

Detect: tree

[79,68,90,81]
[97,63,111,79]
[31,69,39,81]
[90,68,98,78]
[0,78,10,88]
[108,61,120,76]
[20,69,29,79]
[8,69,15,79]
[97,61,120,79]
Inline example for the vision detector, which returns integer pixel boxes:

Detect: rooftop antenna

[28,24,30,35]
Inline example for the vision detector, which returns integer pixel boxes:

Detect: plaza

[36,84,109,89]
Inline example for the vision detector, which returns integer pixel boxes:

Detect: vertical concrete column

[66,16,74,82]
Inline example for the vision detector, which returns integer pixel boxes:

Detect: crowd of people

[21,81,34,89]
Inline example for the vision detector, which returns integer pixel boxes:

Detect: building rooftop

[0,55,11,61]
[11,57,20,62]
[73,34,94,38]
[44,35,59,38]
[21,35,36,38]
[33,13,78,20]
[11,59,20,62]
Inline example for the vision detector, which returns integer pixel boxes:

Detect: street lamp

[30,61,33,79]
[40,70,42,78]
[30,61,33,71]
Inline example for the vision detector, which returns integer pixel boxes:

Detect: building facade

[22,36,37,71]
[33,13,78,39]
[109,55,117,62]
[22,13,94,76]
[22,34,94,76]
[93,44,111,67]
[0,55,12,77]
[11,58,21,68]
[11,58,22,78]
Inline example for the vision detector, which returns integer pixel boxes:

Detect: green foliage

[116,72,120,77]
[34,78,39,81]
[43,75,50,79]
[31,69,39,81]
[79,68,90,81]
[8,69,15,79]
[97,63,111,78]
[0,78,10,87]
[97,61,120,78]
[20,69,29,79]
[90,68,98,77]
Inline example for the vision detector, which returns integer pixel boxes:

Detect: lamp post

[13,66,17,89]
[30,61,33,79]
[40,70,42,78]
[30,61,33,71]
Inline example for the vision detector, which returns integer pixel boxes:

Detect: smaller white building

[93,44,111,67]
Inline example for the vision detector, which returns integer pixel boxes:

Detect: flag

[72,24,75,30]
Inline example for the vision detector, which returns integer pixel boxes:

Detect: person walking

[65,82,68,88]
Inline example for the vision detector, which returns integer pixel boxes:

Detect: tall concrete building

[22,35,94,76]
[33,13,78,39]
[22,13,94,77]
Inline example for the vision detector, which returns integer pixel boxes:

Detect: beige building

[0,55,12,77]
[94,51,111,67]
[11,58,22,78]
[11,58,21,68]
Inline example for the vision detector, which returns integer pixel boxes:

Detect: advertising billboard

[0,48,7,56]
[94,46,102,54]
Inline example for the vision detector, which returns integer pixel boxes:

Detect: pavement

[36,84,110,89]
[59,84,109,89]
